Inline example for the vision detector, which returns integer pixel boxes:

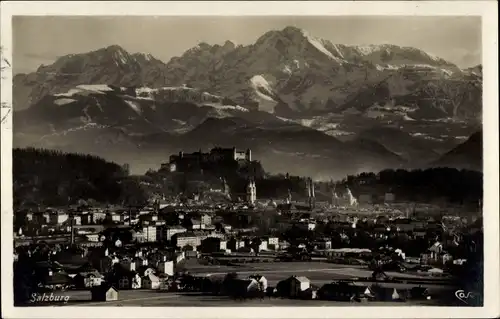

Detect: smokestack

[129,206,132,226]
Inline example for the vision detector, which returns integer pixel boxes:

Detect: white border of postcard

[1,1,499,318]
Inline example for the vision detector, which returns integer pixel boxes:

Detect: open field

[24,262,458,307]
[184,261,454,287]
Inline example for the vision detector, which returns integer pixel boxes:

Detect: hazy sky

[13,16,481,74]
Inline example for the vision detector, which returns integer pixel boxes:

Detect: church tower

[246,179,256,205]
[306,177,315,209]
[285,188,292,204]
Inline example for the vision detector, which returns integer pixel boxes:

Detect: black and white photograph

[1,1,498,318]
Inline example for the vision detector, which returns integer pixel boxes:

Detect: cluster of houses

[24,245,181,294]
[15,200,477,270]
[13,195,482,305]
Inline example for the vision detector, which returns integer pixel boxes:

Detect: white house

[191,219,202,230]
[268,237,279,246]
[142,273,161,290]
[86,234,100,242]
[220,240,227,251]
[258,240,268,251]
[73,216,82,226]
[158,261,174,276]
[110,213,122,223]
[289,276,311,298]
[140,226,157,242]
[249,275,268,291]
[50,212,69,225]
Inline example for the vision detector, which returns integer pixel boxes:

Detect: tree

[251,238,263,255]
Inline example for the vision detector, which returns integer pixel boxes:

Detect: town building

[158,225,187,241]
[173,231,225,249]
[49,212,69,225]
[135,225,157,243]
[277,276,311,298]
[142,273,161,290]
[91,285,118,302]
[201,213,212,226]
[157,261,174,275]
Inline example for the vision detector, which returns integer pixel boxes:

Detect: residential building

[158,225,187,241]
[157,261,174,276]
[227,238,246,251]
[262,236,278,248]
[173,231,225,249]
[258,240,268,251]
[138,225,157,242]
[220,239,228,251]
[85,234,100,242]
[201,214,212,226]
[248,275,268,291]
[50,212,69,225]
[191,219,202,230]
[277,276,311,298]
[91,285,118,302]
[72,216,82,226]
[142,273,161,290]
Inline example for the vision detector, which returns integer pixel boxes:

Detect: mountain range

[12,26,482,178]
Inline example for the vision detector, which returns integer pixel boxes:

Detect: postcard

[1,1,498,318]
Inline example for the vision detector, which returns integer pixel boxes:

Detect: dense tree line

[13,148,148,209]
[341,168,482,205]
[145,160,482,205]
[14,148,482,209]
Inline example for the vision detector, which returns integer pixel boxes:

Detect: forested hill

[13,148,147,208]
[342,168,483,205]
[13,148,482,209]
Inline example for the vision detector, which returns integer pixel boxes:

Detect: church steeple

[246,178,256,205]
[286,188,292,204]
[306,177,315,209]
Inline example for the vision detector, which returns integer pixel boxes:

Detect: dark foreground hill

[13,148,148,208]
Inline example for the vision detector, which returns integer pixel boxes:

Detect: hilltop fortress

[163,147,252,173]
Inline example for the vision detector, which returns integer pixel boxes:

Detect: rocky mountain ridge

[13,26,482,176]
